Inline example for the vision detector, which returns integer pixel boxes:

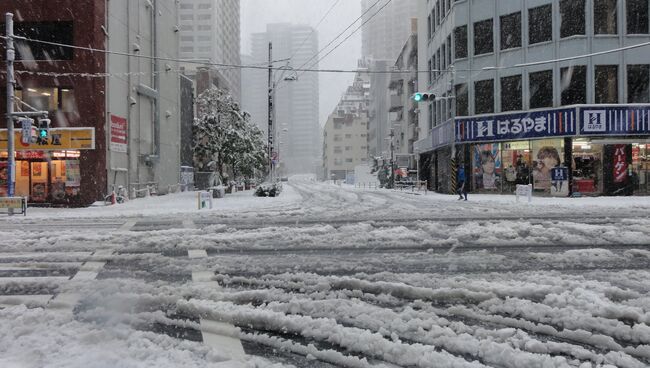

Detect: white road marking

[0,276,71,284]
[188,249,208,259]
[0,295,53,308]
[0,252,93,260]
[0,262,83,271]
[119,219,138,231]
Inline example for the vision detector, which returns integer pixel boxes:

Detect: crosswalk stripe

[0,252,93,260]
[0,262,83,271]
[0,295,53,308]
[0,276,71,284]
[188,249,208,259]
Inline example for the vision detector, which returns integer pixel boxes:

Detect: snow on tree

[193,87,268,181]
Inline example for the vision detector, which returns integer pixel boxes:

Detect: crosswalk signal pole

[6,13,15,201]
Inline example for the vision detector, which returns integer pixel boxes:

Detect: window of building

[11,22,74,60]
[560,0,586,37]
[180,14,193,20]
[180,3,192,9]
[455,84,468,117]
[446,35,452,63]
[180,25,193,31]
[627,64,650,103]
[474,19,494,55]
[529,70,554,108]
[198,3,212,9]
[181,36,193,42]
[334,147,342,154]
[197,14,211,20]
[529,5,553,44]
[500,12,521,50]
[427,15,432,40]
[627,0,649,34]
[436,1,441,26]
[441,43,447,70]
[595,65,618,103]
[431,8,436,35]
[346,158,354,163]
[474,79,494,114]
[501,75,522,112]
[428,103,434,131]
[197,36,211,41]
[198,25,211,31]
[345,134,352,139]
[180,46,193,53]
[436,49,442,76]
[15,87,75,113]
[454,25,468,59]
[345,146,352,151]
[561,65,587,105]
[428,59,433,84]
[594,0,618,34]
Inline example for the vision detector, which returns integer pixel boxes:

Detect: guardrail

[394,180,428,194]
[130,182,158,199]
[355,182,380,190]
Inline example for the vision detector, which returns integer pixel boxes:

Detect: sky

[240,0,363,126]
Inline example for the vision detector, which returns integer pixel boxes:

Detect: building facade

[361,0,419,61]
[323,65,371,180]
[388,19,419,174]
[417,0,650,196]
[179,0,241,100]
[367,59,391,160]
[246,23,320,175]
[1,0,183,206]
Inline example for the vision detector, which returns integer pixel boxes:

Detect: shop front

[454,104,650,197]
[0,127,94,205]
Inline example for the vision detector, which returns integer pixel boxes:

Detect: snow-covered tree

[193,88,268,181]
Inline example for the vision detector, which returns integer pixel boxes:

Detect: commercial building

[416,0,650,196]
[0,0,182,206]
[367,59,391,159]
[323,62,371,180]
[246,23,320,175]
[361,0,419,61]
[178,0,241,100]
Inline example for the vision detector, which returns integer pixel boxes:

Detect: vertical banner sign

[613,144,628,183]
[110,115,128,153]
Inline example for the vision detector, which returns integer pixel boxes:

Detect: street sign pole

[6,13,15,199]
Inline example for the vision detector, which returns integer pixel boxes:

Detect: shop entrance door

[29,161,49,202]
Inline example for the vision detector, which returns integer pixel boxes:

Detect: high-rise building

[179,0,241,100]
[245,23,320,174]
[361,0,419,61]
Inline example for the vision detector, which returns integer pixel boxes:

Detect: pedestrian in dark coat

[458,166,468,201]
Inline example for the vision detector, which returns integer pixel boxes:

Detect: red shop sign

[612,144,628,183]
[16,151,46,160]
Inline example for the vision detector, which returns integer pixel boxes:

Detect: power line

[2,35,650,75]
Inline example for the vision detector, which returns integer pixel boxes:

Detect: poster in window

[31,182,47,202]
[0,162,7,197]
[65,160,81,187]
[613,144,628,183]
[473,144,501,190]
[21,161,29,177]
[32,163,42,177]
[532,145,563,190]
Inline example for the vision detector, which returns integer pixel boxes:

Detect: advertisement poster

[0,162,7,197]
[532,144,563,191]
[473,144,501,190]
[32,163,42,177]
[21,161,29,176]
[65,160,81,187]
[613,144,628,183]
[110,115,128,153]
[31,182,47,202]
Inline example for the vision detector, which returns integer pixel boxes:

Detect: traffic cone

[111,191,116,205]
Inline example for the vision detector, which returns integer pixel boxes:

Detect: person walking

[457,165,468,201]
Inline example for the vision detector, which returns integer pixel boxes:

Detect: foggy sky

[241,0,362,127]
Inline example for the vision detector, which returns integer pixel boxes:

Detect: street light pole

[389,128,395,188]
[5,13,15,198]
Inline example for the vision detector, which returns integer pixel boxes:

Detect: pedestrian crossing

[0,250,111,311]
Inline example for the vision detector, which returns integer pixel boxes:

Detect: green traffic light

[40,129,47,138]
[413,93,423,102]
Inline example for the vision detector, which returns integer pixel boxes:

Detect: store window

[474,19,494,55]
[561,65,587,105]
[500,12,522,50]
[474,79,494,115]
[573,139,603,194]
[627,64,650,103]
[627,0,649,34]
[473,144,501,192]
[560,0,586,38]
[455,84,468,116]
[10,21,74,60]
[454,25,468,59]
[595,65,619,103]
[529,5,553,45]
[15,87,76,114]
[501,75,522,112]
[594,0,618,34]
[502,141,533,192]
[529,70,553,109]
[632,143,650,194]
[531,139,566,194]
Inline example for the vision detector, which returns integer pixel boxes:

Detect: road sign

[198,191,213,210]
[20,118,34,145]
[0,127,95,151]
[515,184,533,203]
[0,197,27,216]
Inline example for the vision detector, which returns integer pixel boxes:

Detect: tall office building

[361,0,419,61]
[179,0,241,100]
[245,23,320,174]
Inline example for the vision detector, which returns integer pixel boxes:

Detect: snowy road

[1,178,650,367]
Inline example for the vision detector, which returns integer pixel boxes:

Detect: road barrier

[0,197,27,216]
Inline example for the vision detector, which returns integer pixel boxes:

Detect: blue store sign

[456,108,577,143]
[580,106,650,136]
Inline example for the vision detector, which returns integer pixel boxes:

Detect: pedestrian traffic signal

[412,92,435,102]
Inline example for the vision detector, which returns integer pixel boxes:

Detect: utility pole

[449,66,458,195]
[5,13,15,199]
[267,42,274,181]
[389,128,395,188]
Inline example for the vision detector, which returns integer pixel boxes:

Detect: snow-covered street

[1,178,650,368]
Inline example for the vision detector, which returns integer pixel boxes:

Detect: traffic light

[412,92,435,102]
[37,118,50,143]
